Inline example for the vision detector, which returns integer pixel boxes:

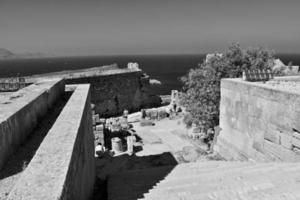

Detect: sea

[0,54,299,95]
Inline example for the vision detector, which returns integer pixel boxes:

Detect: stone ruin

[127,62,141,71]
[92,106,137,156]
[3,73,300,199]
[0,77,27,92]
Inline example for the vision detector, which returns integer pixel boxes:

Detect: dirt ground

[95,113,223,180]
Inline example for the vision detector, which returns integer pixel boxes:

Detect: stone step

[144,164,300,199]
[155,163,283,188]
[108,165,175,200]
[144,180,300,200]
[145,171,300,200]
[108,165,174,178]
[108,162,300,200]
[146,172,277,196]
[161,162,296,180]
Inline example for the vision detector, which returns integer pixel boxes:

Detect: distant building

[272,58,299,75]
[127,62,141,71]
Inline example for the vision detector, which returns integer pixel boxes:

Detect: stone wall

[214,77,300,162]
[8,84,95,200]
[65,71,161,117]
[0,79,64,170]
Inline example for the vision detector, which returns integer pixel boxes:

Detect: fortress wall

[8,84,95,200]
[65,71,161,117]
[214,77,300,162]
[0,79,64,170]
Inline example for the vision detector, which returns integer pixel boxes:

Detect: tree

[180,43,275,130]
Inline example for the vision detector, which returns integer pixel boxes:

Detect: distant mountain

[0,48,14,59]
[0,48,49,59]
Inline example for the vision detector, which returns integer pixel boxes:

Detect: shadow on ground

[92,152,178,200]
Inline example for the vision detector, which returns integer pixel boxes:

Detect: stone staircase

[107,161,300,200]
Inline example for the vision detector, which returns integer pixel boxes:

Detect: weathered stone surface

[7,84,95,200]
[65,71,161,117]
[215,77,300,161]
[292,137,300,149]
[0,79,64,170]
[278,131,293,150]
[264,139,300,161]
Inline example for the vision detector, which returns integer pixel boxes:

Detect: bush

[180,43,275,130]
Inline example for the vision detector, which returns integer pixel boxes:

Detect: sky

[0,0,300,56]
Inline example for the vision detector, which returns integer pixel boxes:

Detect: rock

[182,146,200,162]
[140,119,155,126]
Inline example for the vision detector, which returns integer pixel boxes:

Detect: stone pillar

[127,136,134,155]
[171,90,179,105]
[111,137,123,154]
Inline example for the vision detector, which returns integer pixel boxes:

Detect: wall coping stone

[0,79,63,121]
[7,84,94,200]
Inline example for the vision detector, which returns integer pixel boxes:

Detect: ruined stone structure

[27,66,162,117]
[214,77,300,161]
[0,77,28,92]
[107,76,300,200]
[3,69,300,199]
[170,90,179,105]
[65,70,161,117]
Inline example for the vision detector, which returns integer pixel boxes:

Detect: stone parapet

[215,77,300,162]
[7,84,95,200]
[0,79,64,170]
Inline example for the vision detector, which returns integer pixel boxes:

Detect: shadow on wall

[93,152,178,200]
[0,92,72,181]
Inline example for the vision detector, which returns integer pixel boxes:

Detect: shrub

[180,43,275,130]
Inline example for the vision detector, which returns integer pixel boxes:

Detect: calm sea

[0,54,299,95]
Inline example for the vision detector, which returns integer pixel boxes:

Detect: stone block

[293,147,300,155]
[149,110,158,120]
[278,131,293,150]
[92,116,96,126]
[100,118,106,124]
[111,137,123,153]
[158,110,168,119]
[96,124,104,131]
[292,137,300,149]
[93,114,100,123]
[264,131,280,144]
[293,131,300,140]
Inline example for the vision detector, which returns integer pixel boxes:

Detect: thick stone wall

[8,84,95,200]
[0,79,64,170]
[214,77,300,162]
[65,71,161,117]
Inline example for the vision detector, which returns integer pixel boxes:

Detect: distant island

[0,48,49,59]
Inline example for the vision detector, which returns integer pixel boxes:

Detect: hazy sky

[1,0,300,56]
